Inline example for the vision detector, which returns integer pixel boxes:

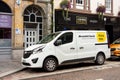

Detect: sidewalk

[0,50,24,77]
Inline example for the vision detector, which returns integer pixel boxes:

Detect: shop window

[0,28,11,39]
[0,29,3,39]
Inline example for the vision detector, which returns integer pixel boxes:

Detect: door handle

[80,47,84,49]
[70,47,75,50]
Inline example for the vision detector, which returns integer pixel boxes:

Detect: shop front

[0,15,12,59]
[0,0,52,60]
[0,1,12,60]
[55,10,120,43]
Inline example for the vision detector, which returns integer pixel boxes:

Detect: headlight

[117,48,120,50]
[33,47,44,54]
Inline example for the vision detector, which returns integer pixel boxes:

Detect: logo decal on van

[96,32,106,42]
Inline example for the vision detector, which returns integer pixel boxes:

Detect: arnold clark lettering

[79,35,95,37]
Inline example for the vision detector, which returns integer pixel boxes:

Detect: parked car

[22,30,111,72]
[110,38,120,57]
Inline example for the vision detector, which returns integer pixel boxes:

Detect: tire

[43,58,57,72]
[95,53,105,65]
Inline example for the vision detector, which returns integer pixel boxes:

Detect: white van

[22,30,111,71]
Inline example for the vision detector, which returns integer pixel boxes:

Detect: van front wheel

[95,53,105,65]
[43,58,57,72]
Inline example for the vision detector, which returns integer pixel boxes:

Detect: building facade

[0,0,52,60]
[0,0,120,60]
[54,0,120,43]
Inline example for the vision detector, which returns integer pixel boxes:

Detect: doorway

[24,5,43,48]
[105,25,113,43]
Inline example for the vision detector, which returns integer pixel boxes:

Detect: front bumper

[22,54,44,68]
[111,50,120,57]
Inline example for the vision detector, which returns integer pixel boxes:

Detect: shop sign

[89,20,98,24]
[110,18,116,22]
[76,16,87,25]
[0,15,12,28]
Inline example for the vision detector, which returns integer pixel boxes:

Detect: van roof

[58,30,106,33]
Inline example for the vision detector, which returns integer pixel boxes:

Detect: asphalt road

[23,65,120,80]
[1,58,120,80]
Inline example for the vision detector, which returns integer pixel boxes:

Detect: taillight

[107,33,110,48]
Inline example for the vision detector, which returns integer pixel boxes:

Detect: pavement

[0,50,24,78]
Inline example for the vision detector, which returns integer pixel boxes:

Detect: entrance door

[24,5,43,48]
[105,25,113,43]
[25,29,37,48]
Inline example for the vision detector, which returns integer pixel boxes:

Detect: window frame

[70,0,90,12]
[105,0,113,14]
[57,32,73,45]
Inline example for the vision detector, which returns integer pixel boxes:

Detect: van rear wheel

[43,58,57,72]
[95,53,105,65]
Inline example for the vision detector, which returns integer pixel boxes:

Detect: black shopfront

[55,10,120,43]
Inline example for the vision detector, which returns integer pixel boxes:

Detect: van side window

[58,32,73,44]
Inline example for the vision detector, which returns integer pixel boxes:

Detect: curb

[0,67,24,78]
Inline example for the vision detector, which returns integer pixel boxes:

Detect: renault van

[22,30,111,71]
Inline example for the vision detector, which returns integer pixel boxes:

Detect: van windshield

[37,32,60,44]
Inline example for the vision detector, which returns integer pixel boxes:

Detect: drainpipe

[52,0,55,33]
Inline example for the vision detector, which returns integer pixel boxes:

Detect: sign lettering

[76,16,87,24]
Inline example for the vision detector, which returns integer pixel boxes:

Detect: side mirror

[54,39,62,46]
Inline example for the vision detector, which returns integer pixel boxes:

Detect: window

[85,0,89,10]
[30,14,35,22]
[105,0,112,13]
[70,0,90,11]
[24,5,42,23]
[70,0,74,8]
[58,32,73,44]
[76,0,83,4]
[76,0,84,9]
